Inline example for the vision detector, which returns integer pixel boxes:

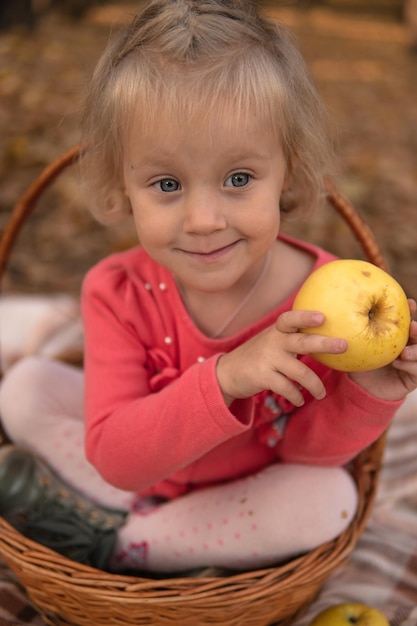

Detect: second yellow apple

[309,602,389,626]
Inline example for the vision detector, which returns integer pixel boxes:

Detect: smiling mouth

[180,241,240,260]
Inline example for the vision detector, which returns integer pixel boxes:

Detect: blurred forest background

[0,0,416,301]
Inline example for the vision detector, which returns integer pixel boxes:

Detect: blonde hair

[81,0,334,223]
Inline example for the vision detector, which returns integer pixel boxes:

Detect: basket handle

[324,179,389,272]
[0,145,389,280]
[0,145,80,279]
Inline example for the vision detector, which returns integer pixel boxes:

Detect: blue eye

[157,179,180,192]
[225,173,251,188]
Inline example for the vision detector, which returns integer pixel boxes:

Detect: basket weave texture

[0,146,388,626]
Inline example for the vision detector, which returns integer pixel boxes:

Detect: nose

[182,189,227,234]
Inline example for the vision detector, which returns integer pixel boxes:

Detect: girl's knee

[302,465,358,547]
[0,356,58,442]
[256,463,358,556]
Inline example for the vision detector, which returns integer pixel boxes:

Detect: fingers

[409,319,417,344]
[268,356,326,406]
[268,372,305,407]
[395,320,417,364]
[392,322,417,393]
[293,333,347,357]
[269,309,348,403]
[276,310,347,357]
[217,310,348,407]
[276,309,324,333]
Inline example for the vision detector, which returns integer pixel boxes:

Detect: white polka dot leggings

[0,357,358,573]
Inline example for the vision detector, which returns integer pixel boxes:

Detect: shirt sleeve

[276,363,403,466]
[81,262,253,492]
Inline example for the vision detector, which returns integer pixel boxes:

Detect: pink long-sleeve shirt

[82,234,402,499]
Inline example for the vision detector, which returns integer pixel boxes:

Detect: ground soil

[0,2,416,299]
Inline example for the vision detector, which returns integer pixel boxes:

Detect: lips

[178,240,240,262]
[183,241,239,262]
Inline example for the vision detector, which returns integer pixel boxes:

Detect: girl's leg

[0,356,134,511]
[111,463,358,572]
[0,357,358,573]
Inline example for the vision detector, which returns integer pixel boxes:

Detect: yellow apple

[293,259,410,372]
[309,602,389,626]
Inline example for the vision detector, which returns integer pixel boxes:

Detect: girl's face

[122,110,289,297]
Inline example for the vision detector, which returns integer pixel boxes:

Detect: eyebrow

[221,149,271,161]
[130,148,272,167]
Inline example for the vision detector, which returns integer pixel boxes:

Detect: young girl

[1,0,417,574]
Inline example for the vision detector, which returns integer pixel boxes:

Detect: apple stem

[368,306,376,320]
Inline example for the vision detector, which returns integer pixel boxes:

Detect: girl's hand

[350,299,417,401]
[216,310,347,407]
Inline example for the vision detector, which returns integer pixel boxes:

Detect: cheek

[245,196,280,237]
[251,207,281,250]
[133,216,161,244]
[131,208,176,252]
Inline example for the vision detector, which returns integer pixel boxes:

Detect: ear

[282,173,292,193]
[124,192,133,215]
[120,175,134,214]
[282,155,297,192]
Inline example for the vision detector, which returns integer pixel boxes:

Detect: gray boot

[0,445,127,570]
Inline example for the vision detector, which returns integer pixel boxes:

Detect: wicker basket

[0,146,388,626]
